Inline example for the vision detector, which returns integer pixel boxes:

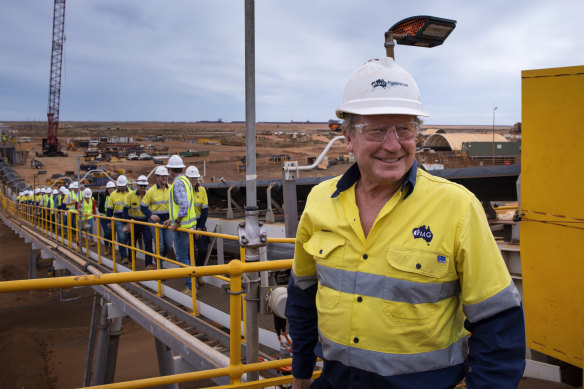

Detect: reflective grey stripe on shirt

[291,270,318,290]
[180,217,197,227]
[463,282,522,323]
[316,263,459,304]
[143,200,167,206]
[319,330,468,376]
[149,210,169,215]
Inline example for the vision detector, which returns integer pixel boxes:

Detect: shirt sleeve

[455,196,525,388]
[285,203,319,379]
[174,179,188,218]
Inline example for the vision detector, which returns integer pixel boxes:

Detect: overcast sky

[1,1,582,125]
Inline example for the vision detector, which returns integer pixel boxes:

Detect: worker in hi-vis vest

[163,155,197,296]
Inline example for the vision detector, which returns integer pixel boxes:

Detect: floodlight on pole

[385,15,457,59]
[492,106,498,164]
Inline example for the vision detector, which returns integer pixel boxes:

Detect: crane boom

[45,0,66,156]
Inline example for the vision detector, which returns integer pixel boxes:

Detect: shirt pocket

[383,248,453,324]
[303,232,346,310]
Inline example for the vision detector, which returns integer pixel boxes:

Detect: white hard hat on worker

[185,166,201,178]
[155,166,169,176]
[116,175,128,187]
[136,175,149,186]
[338,57,425,188]
[336,57,428,119]
[166,155,185,169]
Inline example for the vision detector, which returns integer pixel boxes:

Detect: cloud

[0,0,582,124]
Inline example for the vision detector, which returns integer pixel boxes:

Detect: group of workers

[16,154,208,295]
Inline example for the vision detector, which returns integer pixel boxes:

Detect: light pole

[492,106,498,165]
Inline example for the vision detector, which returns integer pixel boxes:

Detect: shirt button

[319,249,323,254]
[353,337,359,343]
[416,263,421,269]
[357,296,363,302]
[362,254,368,260]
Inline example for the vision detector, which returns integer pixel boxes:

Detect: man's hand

[107,222,111,229]
[291,378,312,389]
[150,214,160,223]
[163,220,171,229]
[171,221,179,232]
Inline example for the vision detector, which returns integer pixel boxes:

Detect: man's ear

[343,130,354,153]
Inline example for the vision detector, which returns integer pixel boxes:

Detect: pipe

[91,300,110,385]
[83,293,101,387]
[283,136,345,173]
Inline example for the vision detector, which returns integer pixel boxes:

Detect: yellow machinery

[521,65,584,370]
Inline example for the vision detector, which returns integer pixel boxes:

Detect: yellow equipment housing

[521,65,584,369]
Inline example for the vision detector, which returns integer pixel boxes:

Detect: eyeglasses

[354,122,418,143]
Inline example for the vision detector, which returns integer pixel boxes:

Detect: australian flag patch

[437,255,446,264]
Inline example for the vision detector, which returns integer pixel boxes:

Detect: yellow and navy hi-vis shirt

[107,189,128,215]
[289,161,522,380]
[125,190,146,220]
[141,183,170,215]
[193,185,208,220]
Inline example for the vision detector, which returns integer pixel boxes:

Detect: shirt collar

[331,159,418,199]
[156,183,168,189]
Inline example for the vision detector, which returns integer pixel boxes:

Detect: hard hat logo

[371,79,408,89]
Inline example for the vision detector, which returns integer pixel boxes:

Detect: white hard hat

[59,186,66,192]
[336,57,429,119]
[155,166,169,176]
[35,188,40,194]
[136,175,149,186]
[166,155,185,169]
[116,175,128,187]
[106,181,116,189]
[52,189,58,195]
[60,186,68,194]
[185,166,201,178]
[83,188,92,197]
[69,181,79,189]
[62,188,69,195]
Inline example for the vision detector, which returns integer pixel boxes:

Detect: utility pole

[492,106,498,165]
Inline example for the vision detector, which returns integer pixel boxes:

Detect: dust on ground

[11,121,350,185]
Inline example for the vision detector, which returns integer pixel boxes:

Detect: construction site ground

[9,121,350,185]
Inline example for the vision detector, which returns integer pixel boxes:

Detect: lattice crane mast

[44,0,66,156]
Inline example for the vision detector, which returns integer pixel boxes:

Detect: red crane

[44,0,66,156]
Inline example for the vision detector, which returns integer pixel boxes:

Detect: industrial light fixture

[385,15,457,58]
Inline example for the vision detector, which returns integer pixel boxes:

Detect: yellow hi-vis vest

[65,191,79,210]
[81,197,94,220]
[169,175,197,229]
[141,184,170,215]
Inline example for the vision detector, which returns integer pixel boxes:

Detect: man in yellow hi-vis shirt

[107,175,130,265]
[286,58,525,389]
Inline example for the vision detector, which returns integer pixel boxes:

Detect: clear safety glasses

[355,122,419,143]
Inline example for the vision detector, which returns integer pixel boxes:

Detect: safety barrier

[0,192,317,388]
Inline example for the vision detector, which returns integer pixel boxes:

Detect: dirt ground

[0,220,218,389]
[10,122,350,185]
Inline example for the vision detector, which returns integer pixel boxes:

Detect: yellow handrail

[0,192,300,388]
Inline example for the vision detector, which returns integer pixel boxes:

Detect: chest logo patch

[412,225,433,245]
